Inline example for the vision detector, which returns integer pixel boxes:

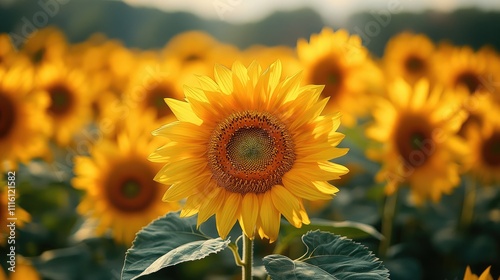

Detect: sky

[122,0,500,24]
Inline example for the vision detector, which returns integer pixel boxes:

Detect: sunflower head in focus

[0,63,50,170]
[297,27,383,127]
[149,60,349,242]
[366,79,468,204]
[72,110,178,244]
[36,62,91,147]
[383,32,435,85]
[463,266,494,280]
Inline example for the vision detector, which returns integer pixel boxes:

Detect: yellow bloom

[149,61,349,242]
[123,58,184,121]
[463,266,494,280]
[432,45,500,95]
[297,27,383,127]
[366,79,468,204]
[463,106,500,185]
[36,62,91,146]
[72,111,178,244]
[162,30,240,76]
[0,63,50,170]
[20,26,67,65]
[240,45,301,78]
[383,32,435,85]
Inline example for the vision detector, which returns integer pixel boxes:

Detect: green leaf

[121,211,230,280]
[264,230,389,280]
[274,218,383,255]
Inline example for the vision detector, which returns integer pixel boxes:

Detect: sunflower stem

[242,233,254,280]
[459,176,477,230]
[379,191,398,259]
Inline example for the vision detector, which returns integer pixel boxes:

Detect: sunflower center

[455,71,481,94]
[0,93,16,139]
[47,84,74,116]
[404,55,425,74]
[105,161,157,213]
[394,114,434,168]
[146,84,173,119]
[184,53,202,62]
[310,58,343,99]
[482,132,500,167]
[208,111,295,194]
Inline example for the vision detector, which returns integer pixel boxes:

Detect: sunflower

[36,62,91,146]
[383,32,435,85]
[432,45,500,95]
[72,110,178,244]
[0,63,50,170]
[240,45,301,79]
[123,58,184,121]
[463,266,494,280]
[463,107,500,185]
[161,30,240,78]
[297,27,383,126]
[366,79,468,204]
[20,26,67,65]
[149,61,349,242]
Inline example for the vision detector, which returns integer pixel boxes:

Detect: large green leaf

[264,230,389,280]
[274,218,383,255]
[121,211,230,280]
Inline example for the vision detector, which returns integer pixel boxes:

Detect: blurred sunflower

[0,186,31,244]
[20,26,67,65]
[72,111,178,244]
[366,79,468,204]
[124,59,184,121]
[0,256,40,280]
[463,266,494,280]
[162,30,239,76]
[297,27,382,126]
[463,110,500,185]
[432,45,500,95]
[149,61,349,242]
[36,62,91,146]
[0,64,50,170]
[240,45,301,78]
[383,32,435,85]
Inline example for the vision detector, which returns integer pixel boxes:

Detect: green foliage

[264,230,390,280]
[121,211,230,280]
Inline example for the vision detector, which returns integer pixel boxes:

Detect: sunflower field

[1,2,500,280]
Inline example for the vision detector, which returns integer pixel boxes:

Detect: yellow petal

[216,192,241,239]
[214,64,233,95]
[259,192,281,242]
[164,98,202,125]
[197,185,224,226]
[270,185,303,227]
[238,193,259,239]
[282,173,335,200]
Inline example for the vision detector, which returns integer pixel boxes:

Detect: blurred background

[1,0,500,279]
